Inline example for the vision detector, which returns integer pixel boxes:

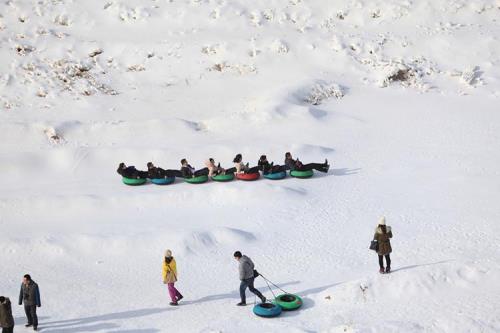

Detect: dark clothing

[258,160,286,174]
[284,157,327,172]
[24,305,37,328]
[225,167,237,174]
[2,327,13,333]
[378,255,391,269]
[239,278,264,303]
[181,165,209,178]
[19,281,41,307]
[148,166,182,179]
[298,162,328,172]
[117,166,148,179]
[245,166,260,174]
[0,298,14,329]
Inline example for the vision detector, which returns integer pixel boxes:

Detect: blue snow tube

[253,303,282,318]
[263,171,287,180]
[150,177,175,185]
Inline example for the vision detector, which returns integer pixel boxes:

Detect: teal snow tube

[151,177,175,185]
[253,303,282,318]
[263,171,286,180]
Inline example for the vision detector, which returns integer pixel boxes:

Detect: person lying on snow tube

[204,158,236,177]
[180,158,209,178]
[147,162,182,178]
[258,155,287,175]
[117,162,148,179]
[233,154,259,174]
[284,152,329,173]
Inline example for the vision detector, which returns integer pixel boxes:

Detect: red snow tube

[236,172,260,181]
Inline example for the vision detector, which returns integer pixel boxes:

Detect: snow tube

[236,172,260,181]
[253,303,282,318]
[290,170,314,179]
[263,171,286,180]
[212,173,234,182]
[122,177,147,186]
[184,175,209,184]
[274,294,303,311]
[151,177,175,185]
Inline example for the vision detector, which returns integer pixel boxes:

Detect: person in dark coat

[233,251,266,306]
[284,152,329,173]
[233,154,260,174]
[180,159,209,178]
[373,217,393,273]
[18,274,41,331]
[257,155,286,175]
[147,162,182,178]
[116,163,148,179]
[0,296,14,333]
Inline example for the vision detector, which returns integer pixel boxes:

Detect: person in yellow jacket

[162,249,183,306]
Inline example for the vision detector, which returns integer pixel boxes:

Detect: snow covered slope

[1,0,499,332]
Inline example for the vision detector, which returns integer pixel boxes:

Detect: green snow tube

[122,177,147,186]
[274,294,303,311]
[212,173,235,182]
[290,170,314,179]
[184,175,209,184]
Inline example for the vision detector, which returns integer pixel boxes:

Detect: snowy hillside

[1,0,500,332]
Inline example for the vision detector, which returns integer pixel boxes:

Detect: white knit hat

[165,249,172,258]
[379,216,386,225]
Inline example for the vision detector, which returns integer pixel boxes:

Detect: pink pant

[168,283,182,302]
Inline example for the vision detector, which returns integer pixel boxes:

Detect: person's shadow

[183,280,301,305]
[39,308,168,332]
[390,260,452,273]
[330,168,361,176]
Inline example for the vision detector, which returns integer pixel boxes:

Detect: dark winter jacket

[148,166,165,179]
[284,157,302,171]
[19,281,41,307]
[118,166,148,179]
[373,226,393,255]
[0,297,14,328]
[258,160,272,174]
[181,164,195,178]
[259,160,285,174]
[238,255,255,280]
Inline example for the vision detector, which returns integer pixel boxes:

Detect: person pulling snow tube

[212,173,234,182]
[151,177,175,185]
[290,170,314,179]
[253,303,282,318]
[263,171,286,180]
[184,175,209,184]
[274,294,303,311]
[122,177,147,186]
[236,172,260,181]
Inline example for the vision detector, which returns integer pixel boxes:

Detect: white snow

[1,0,500,332]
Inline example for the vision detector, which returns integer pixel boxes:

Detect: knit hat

[165,249,172,258]
[378,216,386,226]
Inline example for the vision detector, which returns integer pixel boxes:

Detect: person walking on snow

[0,296,15,333]
[233,251,266,306]
[18,274,40,331]
[373,217,393,273]
[162,250,183,306]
